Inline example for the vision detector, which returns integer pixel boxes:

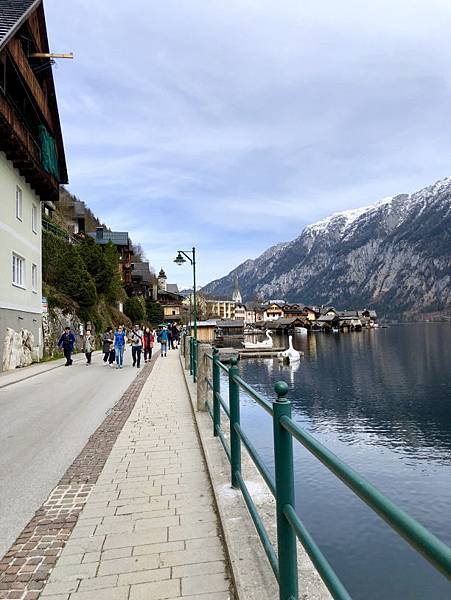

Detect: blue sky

[46,0,451,288]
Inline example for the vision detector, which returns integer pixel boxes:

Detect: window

[12,253,25,288]
[16,186,23,221]
[32,263,38,292]
[32,204,38,233]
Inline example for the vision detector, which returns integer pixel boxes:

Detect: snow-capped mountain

[203,177,451,319]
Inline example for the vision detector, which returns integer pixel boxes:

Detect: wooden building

[87,227,133,287]
[0,0,68,370]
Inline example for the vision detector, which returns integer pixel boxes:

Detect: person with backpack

[143,327,154,363]
[83,329,96,365]
[114,325,127,369]
[58,326,76,366]
[131,324,143,368]
[157,326,169,357]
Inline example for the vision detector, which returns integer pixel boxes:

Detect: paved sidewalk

[40,350,233,600]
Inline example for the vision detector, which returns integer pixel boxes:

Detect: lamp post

[174,247,197,341]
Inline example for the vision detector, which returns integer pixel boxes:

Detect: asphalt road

[0,352,140,558]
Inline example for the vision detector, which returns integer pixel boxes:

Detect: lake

[226,323,451,599]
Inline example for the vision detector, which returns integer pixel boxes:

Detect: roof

[87,230,130,246]
[0,0,38,51]
[189,320,217,327]
[131,262,152,282]
[167,283,179,294]
[216,319,244,328]
[317,314,338,322]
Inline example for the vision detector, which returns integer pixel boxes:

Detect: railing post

[212,348,220,437]
[193,339,197,383]
[228,356,241,488]
[184,336,192,371]
[273,381,298,600]
[189,338,193,375]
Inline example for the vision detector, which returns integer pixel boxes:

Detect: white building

[206,299,236,320]
[0,0,68,370]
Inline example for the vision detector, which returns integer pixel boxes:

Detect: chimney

[95,226,104,241]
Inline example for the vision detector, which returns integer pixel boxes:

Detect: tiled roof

[0,0,38,50]
[132,262,152,282]
[87,231,130,246]
[167,283,179,293]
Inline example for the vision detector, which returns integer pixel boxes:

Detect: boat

[294,326,308,335]
[243,330,273,349]
[278,335,301,364]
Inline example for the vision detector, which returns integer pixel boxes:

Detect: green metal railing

[195,346,451,600]
[189,337,198,383]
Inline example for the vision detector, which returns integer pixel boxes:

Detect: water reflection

[233,323,451,599]
[240,325,451,458]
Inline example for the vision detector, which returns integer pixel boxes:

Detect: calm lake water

[226,323,451,599]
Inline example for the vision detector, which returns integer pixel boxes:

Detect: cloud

[46,0,451,285]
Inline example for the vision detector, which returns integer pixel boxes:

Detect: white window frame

[16,186,23,221]
[32,204,38,234]
[12,253,25,288]
[32,263,38,293]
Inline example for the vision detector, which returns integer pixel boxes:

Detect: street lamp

[174,247,197,342]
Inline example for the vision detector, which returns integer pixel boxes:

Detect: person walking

[114,325,127,369]
[143,327,154,363]
[157,326,169,357]
[83,329,95,365]
[131,324,143,368]
[58,326,75,366]
[102,326,114,364]
[173,324,180,348]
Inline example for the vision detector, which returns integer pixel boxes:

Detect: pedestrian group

[58,322,180,368]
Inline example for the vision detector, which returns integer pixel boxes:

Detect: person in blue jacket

[114,325,127,369]
[58,326,76,366]
[157,326,169,357]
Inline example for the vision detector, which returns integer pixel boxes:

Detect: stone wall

[42,308,84,358]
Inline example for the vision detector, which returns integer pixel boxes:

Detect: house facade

[0,0,67,370]
[206,299,236,320]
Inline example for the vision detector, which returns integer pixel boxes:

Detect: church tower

[232,275,242,304]
[158,268,167,291]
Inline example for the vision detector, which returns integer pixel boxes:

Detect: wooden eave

[0,92,59,201]
[0,0,68,191]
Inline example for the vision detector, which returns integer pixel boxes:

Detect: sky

[45,0,451,288]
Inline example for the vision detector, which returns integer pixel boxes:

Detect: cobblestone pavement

[0,355,158,600]
[20,349,233,600]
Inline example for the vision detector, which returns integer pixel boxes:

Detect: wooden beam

[8,38,53,130]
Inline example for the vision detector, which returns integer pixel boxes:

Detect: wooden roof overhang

[0,0,68,201]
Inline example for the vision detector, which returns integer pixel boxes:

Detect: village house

[206,299,236,320]
[130,261,153,298]
[262,303,285,321]
[156,268,184,323]
[234,303,246,320]
[0,0,68,370]
[87,226,133,289]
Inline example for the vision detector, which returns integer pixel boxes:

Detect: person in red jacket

[143,327,154,363]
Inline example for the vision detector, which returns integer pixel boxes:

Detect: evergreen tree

[124,296,146,323]
[146,299,164,325]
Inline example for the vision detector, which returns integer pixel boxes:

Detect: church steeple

[232,274,242,304]
[158,268,167,291]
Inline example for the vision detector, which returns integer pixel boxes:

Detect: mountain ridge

[202,177,451,319]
